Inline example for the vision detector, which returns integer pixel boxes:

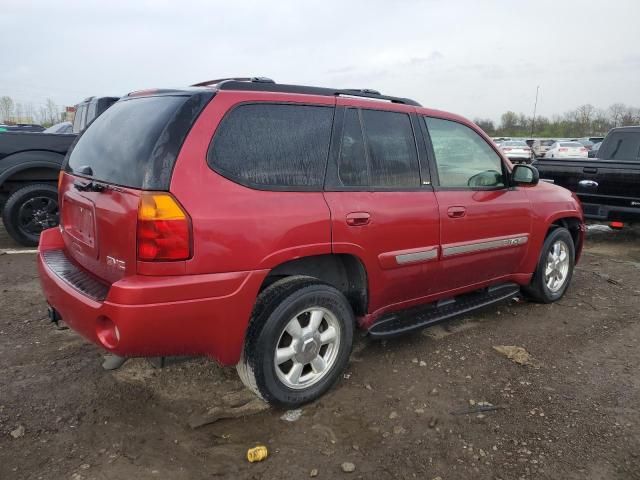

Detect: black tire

[523,227,575,303]
[237,276,354,407]
[0,192,8,212]
[2,183,59,247]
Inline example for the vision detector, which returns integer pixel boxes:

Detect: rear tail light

[559,148,568,152]
[580,148,587,152]
[503,147,512,152]
[610,221,624,229]
[137,192,191,261]
[58,171,64,189]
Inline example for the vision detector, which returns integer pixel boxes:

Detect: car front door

[323,101,440,316]
[422,116,532,294]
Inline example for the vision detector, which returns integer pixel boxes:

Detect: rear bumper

[37,228,267,365]
[580,202,640,222]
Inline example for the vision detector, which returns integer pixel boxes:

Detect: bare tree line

[475,103,639,138]
[0,96,64,126]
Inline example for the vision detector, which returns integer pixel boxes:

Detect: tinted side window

[336,109,368,187]
[599,132,640,161]
[425,117,504,188]
[361,110,420,188]
[72,105,84,133]
[209,104,333,189]
[86,100,97,126]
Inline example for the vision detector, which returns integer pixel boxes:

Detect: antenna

[531,85,540,137]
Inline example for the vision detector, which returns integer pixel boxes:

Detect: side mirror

[512,164,539,186]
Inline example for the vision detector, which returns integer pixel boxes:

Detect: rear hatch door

[60,91,213,283]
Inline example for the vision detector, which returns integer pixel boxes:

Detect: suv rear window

[208,103,334,189]
[66,93,212,189]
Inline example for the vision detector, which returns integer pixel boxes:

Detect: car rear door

[422,116,532,294]
[323,100,440,315]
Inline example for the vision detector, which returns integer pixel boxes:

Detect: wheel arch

[259,254,369,317]
[0,152,63,191]
[545,214,584,263]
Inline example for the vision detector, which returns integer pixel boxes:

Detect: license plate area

[62,192,98,258]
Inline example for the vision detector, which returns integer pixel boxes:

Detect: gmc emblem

[106,256,126,271]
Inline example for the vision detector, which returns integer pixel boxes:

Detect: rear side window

[598,132,640,160]
[86,100,97,126]
[208,104,334,189]
[72,105,84,133]
[361,110,420,188]
[67,94,209,189]
[337,109,368,187]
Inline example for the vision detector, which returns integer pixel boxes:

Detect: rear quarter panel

[170,90,334,275]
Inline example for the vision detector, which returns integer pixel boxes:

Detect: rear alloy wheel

[2,184,59,246]
[237,277,354,407]
[523,227,575,303]
[274,307,341,390]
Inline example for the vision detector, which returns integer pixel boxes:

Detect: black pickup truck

[0,96,118,246]
[534,126,640,223]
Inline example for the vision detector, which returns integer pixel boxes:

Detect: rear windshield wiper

[70,165,108,192]
[73,180,107,193]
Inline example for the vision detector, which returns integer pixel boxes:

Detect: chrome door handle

[578,180,598,188]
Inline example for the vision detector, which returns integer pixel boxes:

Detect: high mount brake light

[137,193,191,261]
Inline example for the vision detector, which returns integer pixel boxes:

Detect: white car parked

[498,140,532,163]
[544,141,588,158]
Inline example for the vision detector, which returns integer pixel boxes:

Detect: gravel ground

[1,224,639,479]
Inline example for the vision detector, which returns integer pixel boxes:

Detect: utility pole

[530,85,539,138]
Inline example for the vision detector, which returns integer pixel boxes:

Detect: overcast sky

[1,0,639,122]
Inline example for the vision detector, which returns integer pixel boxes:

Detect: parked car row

[492,136,604,161]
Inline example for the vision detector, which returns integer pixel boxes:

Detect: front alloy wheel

[524,227,575,303]
[544,240,570,293]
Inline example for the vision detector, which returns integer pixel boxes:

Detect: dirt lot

[1,224,639,480]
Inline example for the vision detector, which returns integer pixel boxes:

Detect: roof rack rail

[342,88,382,96]
[215,80,421,106]
[191,77,275,87]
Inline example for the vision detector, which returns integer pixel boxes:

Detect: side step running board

[368,283,520,338]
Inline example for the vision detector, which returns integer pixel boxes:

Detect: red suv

[38,78,584,407]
